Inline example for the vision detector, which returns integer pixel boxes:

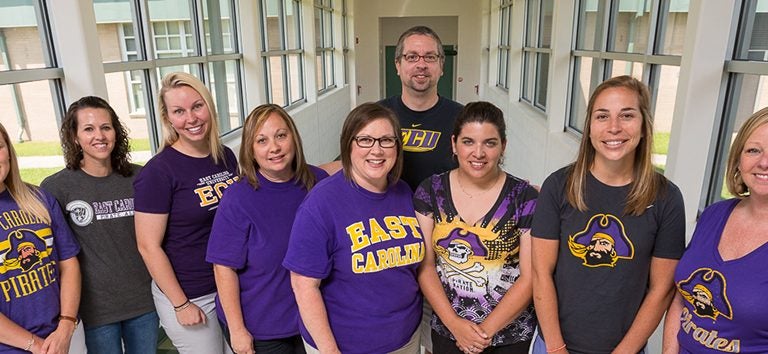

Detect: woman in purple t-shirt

[207,104,327,354]
[284,103,424,354]
[663,108,768,354]
[0,122,84,354]
[134,72,238,354]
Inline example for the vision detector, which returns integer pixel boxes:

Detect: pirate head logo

[2,229,47,272]
[436,228,487,265]
[678,268,732,321]
[568,214,634,267]
[66,200,93,227]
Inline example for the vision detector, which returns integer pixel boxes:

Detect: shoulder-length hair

[0,123,50,224]
[60,96,133,177]
[239,104,316,190]
[566,75,665,216]
[339,103,404,185]
[726,106,768,197]
[158,72,224,164]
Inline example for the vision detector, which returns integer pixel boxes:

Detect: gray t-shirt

[531,166,685,354]
[42,165,154,327]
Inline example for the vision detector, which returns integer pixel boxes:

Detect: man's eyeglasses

[401,53,441,63]
[353,135,398,148]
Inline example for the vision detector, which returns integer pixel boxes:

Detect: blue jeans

[84,311,159,354]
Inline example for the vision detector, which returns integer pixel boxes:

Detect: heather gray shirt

[42,165,154,327]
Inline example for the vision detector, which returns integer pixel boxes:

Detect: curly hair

[61,96,133,177]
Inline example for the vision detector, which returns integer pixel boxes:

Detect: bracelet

[58,315,79,327]
[23,335,34,351]
[546,343,566,353]
[174,300,192,312]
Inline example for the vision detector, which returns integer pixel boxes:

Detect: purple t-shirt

[0,189,80,353]
[283,173,424,354]
[206,166,328,340]
[674,198,768,354]
[134,146,238,298]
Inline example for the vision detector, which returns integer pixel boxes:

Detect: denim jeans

[84,311,159,354]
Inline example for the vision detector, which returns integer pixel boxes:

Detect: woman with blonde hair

[207,104,328,354]
[531,76,686,354]
[663,107,768,353]
[0,122,85,354]
[135,72,238,353]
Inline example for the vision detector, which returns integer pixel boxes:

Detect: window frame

[260,0,305,108]
[314,0,336,94]
[497,0,513,90]
[521,0,554,111]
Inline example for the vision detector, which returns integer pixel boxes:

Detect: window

[0,0,66,185]
[315,0,335,93]
[342,0,350,85]
[94,0,244,152]
[521,0,553,110]
[497,0,513,89]
[569,0,689,171]
[709,0,768,202]
[261,0,304,107]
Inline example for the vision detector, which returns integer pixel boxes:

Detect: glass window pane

[736,0,768,61]
[608,60,644,79]
[576,0,605,51]
[522,51,532,100]
[288,53,303,103]
[264,0,282,50]
[208,60,242,134]
[156,65,200,82]
[104,71,152,163]
[314,8,322,47]
[203,0,235,54]
[657,1,688,55]
[611,0,651,53]
[500,6,510,46]
[525,0,539,47]
[94,0,137,63]
[266,56,286,106]
[0,80,62,185]
[498,49,508,88]
[535,52,549,108]
[0,8,50,71]
[325,51,334,88]
[570,56,597,132]
[539,0,554,47]
[148,2,196,58]
[315,53,323,91]
[285,0,301,50]
[651,65,681,171]
[324,11,333,47]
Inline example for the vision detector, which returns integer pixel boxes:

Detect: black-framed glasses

[353,135,398,148]
[401,53,441,63]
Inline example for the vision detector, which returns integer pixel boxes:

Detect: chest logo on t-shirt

[568,214,634,267]
[676,268,740,352]
[0,228,59,302]
[677,268,733,321]
[65,200,93,227]
[401,128,441,152]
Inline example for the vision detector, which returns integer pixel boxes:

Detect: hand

[446,317,490,354]
[228,327,254,354]
[175,302,206,326]
[40,323,74,354]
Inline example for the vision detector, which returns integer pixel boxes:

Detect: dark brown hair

[339,103,403,185]
[61,96,133,177]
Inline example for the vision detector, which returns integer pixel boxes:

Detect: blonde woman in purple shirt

[134,72,238,354]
